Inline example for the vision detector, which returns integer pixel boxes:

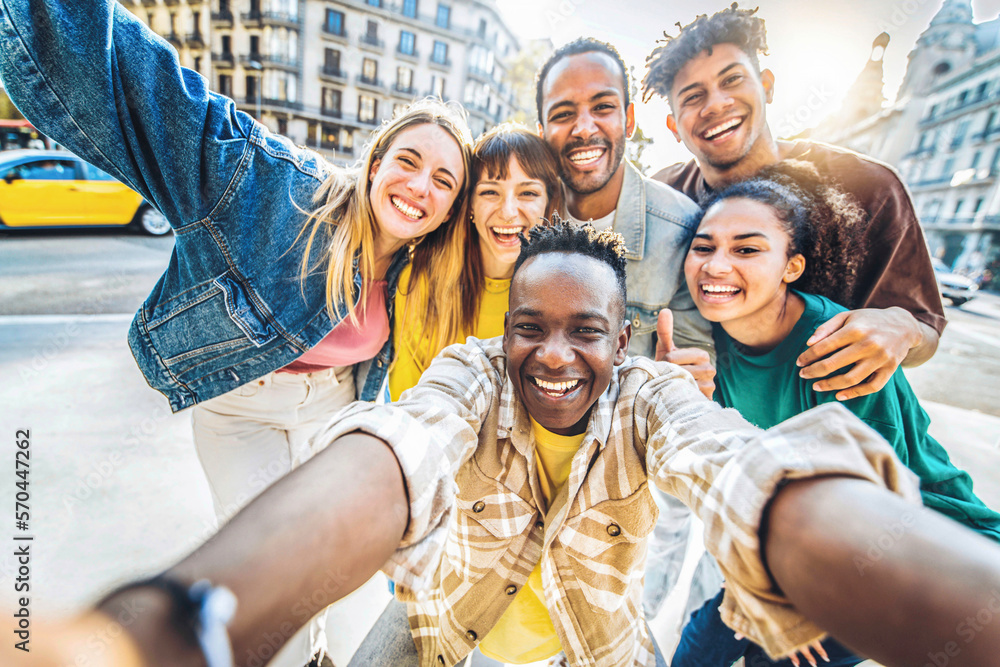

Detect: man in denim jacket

[0,0,400,414]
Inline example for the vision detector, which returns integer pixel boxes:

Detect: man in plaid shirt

[78,223,1000,667]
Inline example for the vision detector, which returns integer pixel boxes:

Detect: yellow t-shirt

[389,264,510,401]
[477,419,584,664]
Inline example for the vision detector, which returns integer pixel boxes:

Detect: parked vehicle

[0,150,169,235]
[933,257,978,306]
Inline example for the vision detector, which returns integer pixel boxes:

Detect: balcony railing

[319,66,348,82]
[211,10,234,24]
[260,54,300,69]
[359,34,385,50]
[392,83,417,97]
[260,11,301,27]
[165,32,183,47]
[185,32,206,49]
[320,107,343,119]
[305,138,354,156]
[356,75,385,91]
[429,56,452,69]
[321,26,348,40]
[212,52,235,67]
[396,46,420,60]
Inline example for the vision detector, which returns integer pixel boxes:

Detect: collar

[558,159,646,261]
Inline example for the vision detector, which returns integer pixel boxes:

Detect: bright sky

[495,0,1000,169]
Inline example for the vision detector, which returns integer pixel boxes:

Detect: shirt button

[466,630,478,641]
[535,520,544,530]
[632,316,641,328]
[376,359,384,367]
[472,501,485,513]
[505,585,517,595]
[258,380,265,386]
[607,523,621,537]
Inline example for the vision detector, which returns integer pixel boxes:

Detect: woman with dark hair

[673,161,1000,667]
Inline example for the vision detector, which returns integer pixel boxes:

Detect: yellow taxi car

[0,150,170,235]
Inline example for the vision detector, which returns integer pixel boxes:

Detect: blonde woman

[389,123,563,400]
[0,1,472,664]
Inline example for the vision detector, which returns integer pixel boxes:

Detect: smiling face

[667,43,778,186]
[684,197,804,336]
[539,52,634,205]
[472,157,550,280]
[504,252,629,435]
[368,123,465,254]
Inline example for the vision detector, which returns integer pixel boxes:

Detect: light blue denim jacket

[0,0,404,411]
[610,160,713,358]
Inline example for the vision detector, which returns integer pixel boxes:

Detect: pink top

[279,280,390,374]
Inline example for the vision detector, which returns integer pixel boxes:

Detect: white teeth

[391,196,424,219]
[491,225,521,235]
[534,378,580,392]
[703,118,741,139]
[702,285,740,294]
[569,148,604,163]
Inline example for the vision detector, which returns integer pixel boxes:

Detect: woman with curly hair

[673,161,1000,667]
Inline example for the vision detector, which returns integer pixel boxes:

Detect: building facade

[122,0,522,164]
[809,0,1000,288]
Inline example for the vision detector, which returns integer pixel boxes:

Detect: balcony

[239,54,264,67]
[165,32,183,47]
[240,11,263,27]
[163,0,180,6]
[358,34,385,52]
[391,83,417,98]
[904,145,937,159]
[185,32,206,49]
[260,54,300,71]
[467,66,492,83]
[321,27,349,43]
[355,75,386,93]
[140,0,156,7]
[212,52,235,68]
[428,56,452,71]
[211,10,234,26]
[320,107,343,119]
[318,66,348,84]
[241,97,304,111]
[395,46,420,63]
[261,11,301,28]
[305,137,354,157]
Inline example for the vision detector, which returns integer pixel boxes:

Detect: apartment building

[123,0,522,163]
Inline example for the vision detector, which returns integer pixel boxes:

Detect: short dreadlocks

[514,217,629,316]
[641,3,767,103]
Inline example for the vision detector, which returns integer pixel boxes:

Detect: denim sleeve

[0,0,248,228]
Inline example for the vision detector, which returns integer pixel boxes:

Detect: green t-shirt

[714,291,1000,541]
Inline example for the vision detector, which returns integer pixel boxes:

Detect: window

[431,40,448,65]
[477,18,486,38]
[366,20,379,41]
[221,35,232,55]
[82,162,115,181]
[398,31,415,55]
[435,3,450,28]
[324,48,341,73]
[953,199,964,215]
[321,123,341,149]
[396,66,413,91]
[942,157,955,178]
[245,75,258,104]
[985,110,996,134]
[249,35,260,58]
[322,87,342,115]
[219,74,232,97]
[324,9,344,36]
[193,56,202,72]
[367,0,381,6]
[430,75,444,99]
[991,147,1000,174]
[972,151,982,169]
[362,58,378,83]
[192,11,201,31]
[15,159,77,180]
[927,103,939,119]
[359,96,378,123]
[973,198,985,214]
[402,0,417,18]
[277,118,287,135]
[976,82,988,100]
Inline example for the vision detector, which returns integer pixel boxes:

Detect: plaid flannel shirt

[316,336,919,666]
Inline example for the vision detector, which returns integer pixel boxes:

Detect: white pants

[193,366,357,667]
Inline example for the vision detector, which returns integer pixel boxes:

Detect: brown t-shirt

[652,140,947,336]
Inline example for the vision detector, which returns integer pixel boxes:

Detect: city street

[1,230,999,664]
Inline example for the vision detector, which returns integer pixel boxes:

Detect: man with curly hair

[644,3,946,402]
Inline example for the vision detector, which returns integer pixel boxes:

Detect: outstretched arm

[766,476,1000,665]
[96,432,407,666]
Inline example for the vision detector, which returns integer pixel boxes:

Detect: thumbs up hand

[655,308,716,399]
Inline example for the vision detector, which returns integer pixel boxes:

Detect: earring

[407,236,423,260]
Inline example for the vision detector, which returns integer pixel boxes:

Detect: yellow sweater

[389,264,510,401]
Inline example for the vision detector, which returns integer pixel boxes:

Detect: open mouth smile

[567,146,606,168]
[700,284,742,302]
[490,224,524,247]
[391,195,425,220]
[530,376,583,399]
[701,118,743,142]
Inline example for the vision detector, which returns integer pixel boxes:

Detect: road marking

[0,313,134,326]
[948,322,1000,350]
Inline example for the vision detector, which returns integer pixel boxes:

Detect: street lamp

[247,59,262,122]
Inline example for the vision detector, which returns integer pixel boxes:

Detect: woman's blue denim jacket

[0,0,405,411]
